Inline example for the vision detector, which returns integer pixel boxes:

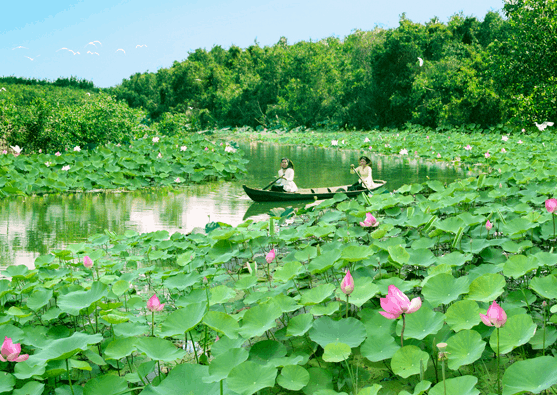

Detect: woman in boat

[348,156,374,191]
[271,158,298,192]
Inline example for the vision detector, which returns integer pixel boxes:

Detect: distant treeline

[0,76,96,91]
[3,0,557,131]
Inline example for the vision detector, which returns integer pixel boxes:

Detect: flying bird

[93,41,102,46]
[535,121,554,131]
[87,51,100,55]
[85,42,97,48]
[116,48,126,54]
[136,44,147,48]
[418,57,424,67]
[24,56,35,61]
[12,46,28,50]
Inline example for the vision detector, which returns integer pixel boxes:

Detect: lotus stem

[345,295,350,318]
[553,214,555,240]
[442,359,446,395]
[66,359,75,395]
[189,331,199,364]
[497,327,501,395]
[400,314,406,347]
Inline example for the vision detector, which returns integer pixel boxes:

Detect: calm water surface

[0,142,466,268]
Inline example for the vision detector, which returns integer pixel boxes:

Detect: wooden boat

[242,180,387,202]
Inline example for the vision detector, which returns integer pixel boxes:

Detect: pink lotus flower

[265,248,275,264]
[0,337,29,362]
[360,213,379,227]
[485,152,490,158]
[486,220,493,231]
[502,136,508,142]
[501,148,507,153]
[464,144,472,151]
[379,285,422,319]
[480,301,507,328]
[546,198,557,214]
[147,294,165,312]
[55,152,61,156]
[152,136,160,143]
[341,269,354,295]
[83,255,93,269]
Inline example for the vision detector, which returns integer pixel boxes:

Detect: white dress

[277,168,298,192]
[351,165,374,189]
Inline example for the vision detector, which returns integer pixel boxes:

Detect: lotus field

[2,126,557,395]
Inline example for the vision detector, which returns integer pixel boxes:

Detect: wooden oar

[262,177,282,190]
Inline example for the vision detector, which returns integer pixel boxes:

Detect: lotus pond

[1,126,557,395]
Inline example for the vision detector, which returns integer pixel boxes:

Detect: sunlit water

[0,141,467,268]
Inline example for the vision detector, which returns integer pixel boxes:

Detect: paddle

[262,177,282,190]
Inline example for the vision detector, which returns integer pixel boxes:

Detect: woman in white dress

[348,156,376,191]
[271,158,298,192]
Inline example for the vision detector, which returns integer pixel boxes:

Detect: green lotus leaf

[489,314,537,355]
[140,363,221,395]
[467,273,505,302]
[533,251,557,267]
[57,281,108,316]
[529,275,557,299]
[396,306,444,340]
[294,246,318,262]
[0,373,15,393]
[309,317,366,348]
[136,337,186,362]
[111,280,129,297]
[99,310,130,325]
[311,301,340,316]
[211,336,246,357]
[503,254,539,279]
[445,300,481,332]
[435,217,466,234]
[13,360,46,380]
[300,284,336,306]
[506,289,537,308]
[529,326,557,349]
[163,272,202,290]
[26,289,53,311]
[234,275,258,290]
[388,245,410,266]
[249,340,286,365]
[203,311,240,339]
[239,302,282,339]
[359,309,397,338]
[160,302,207,337]
[83,374,127,395]
[11,381,44,395]
[287,313,314,337]
[203,347,249,383]
[391,345,429,378]
[376,278,419,295]
[356,384,382,395]
[113,322,149,337]
[104,337,138,360]
[421,273,469,307]
[210,285,236,305]
[341,245,374,262]
[277,365,310,391]
[502,217,535,238]
[501,239,533,254]
[429,376,479,395]
[322,342,351,362]
[334,277,379,307]
[411,238,436,250]
[446,330,485,370]
[270,294,301,313]
[502,356,557,395]
[408,248,436,267]
[226,361,278,395]
[308,250,341,274]
[436,252,473,267]
[303,367,334,394]
[2,265,30,279]
[274,261,304,282]
[360,334,400,362]
[26,332,103,365]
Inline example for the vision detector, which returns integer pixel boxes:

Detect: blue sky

[1,0,503,88]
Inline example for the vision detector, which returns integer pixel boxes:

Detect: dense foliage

[1,128,557,395]
[98,1,555,130]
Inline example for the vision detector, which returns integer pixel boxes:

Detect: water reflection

[0,141,466,268]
